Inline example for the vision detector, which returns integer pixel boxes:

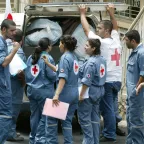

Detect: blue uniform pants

[29,97,46,144]
[100,82,121,140]
[7,104,21,139]
[46,103,77,144]
[27,85,54,144]
[126,87,144,144]
[78,98,100,144]
[0,117,12,144]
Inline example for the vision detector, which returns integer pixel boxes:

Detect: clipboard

[42,98,69,120]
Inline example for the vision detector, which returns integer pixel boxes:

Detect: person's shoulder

[88,31,102,41]
[48,54,55,64]
[138,44,144,53]
[111,30,119,35]
[0,37,6,47]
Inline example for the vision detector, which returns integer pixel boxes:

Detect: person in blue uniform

[124,30,144,144]
[78,39,106,144]
[0,19,20,144]
[6,29,26,142]
[25,37,56,144]
[46,35,79,144]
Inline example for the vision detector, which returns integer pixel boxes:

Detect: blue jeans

[100,82,121,140]
[114,95,122,123]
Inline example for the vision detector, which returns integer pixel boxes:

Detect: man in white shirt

[79,4,125,142]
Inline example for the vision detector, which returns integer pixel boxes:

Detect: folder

[42,98,69,120]
[9,53,27,76]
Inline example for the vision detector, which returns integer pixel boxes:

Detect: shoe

[7,136,24,142]
[100,136,116,143]
[100,134,103,138]
[116,127,126,136]
[17,132,21,137]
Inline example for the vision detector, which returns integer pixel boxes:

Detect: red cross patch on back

[31,64,40,77]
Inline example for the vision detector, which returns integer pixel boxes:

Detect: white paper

[78,86,89,99]
[9,53,27,76]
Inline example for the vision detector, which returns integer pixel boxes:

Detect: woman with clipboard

[78,39,106,144]
[44,35,79,144]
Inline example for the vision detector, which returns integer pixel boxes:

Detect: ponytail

[32,46,42,65]
[31,37,51,65]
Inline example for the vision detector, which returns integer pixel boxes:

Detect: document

[78,85,89,99]
[9,53,27,76]
[42,98,69,120]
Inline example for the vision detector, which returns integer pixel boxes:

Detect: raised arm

[106,4,118,31]
[79,4,91,37]
[2,42,20,67]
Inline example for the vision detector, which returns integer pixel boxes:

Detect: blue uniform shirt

[25,52,56,89]
[0,36,12,116]
[79,55,107,101]
[57,52,79,104]
[126,43,144,97]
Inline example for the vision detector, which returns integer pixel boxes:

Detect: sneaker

[100,136,116,143]
[17,132,21,137]
[7,136,24,142]
[116,127,126,136]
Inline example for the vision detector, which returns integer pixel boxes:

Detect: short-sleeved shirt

[57,51,79,104]
[25,52,56,89]
[88,30,122,82]
[126,43,144,97]
[79,55,106,101]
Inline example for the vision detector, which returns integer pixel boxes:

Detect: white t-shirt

[88,30,122,82]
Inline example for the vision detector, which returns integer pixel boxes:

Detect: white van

[0,2,128,113]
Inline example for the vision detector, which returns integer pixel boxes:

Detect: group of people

[0,3,144,144]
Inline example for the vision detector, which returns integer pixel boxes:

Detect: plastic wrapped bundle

[25,19,62,46]
[72,24,95,63]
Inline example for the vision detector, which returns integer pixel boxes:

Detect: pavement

[5,118,127,144]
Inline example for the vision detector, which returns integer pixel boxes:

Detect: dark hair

[60,35,77,52]
[125,30,140,43]
[32,37,51,65]
[13,29,23,42]
[1,19,16,31]
[100,20,113,34]
[88,39,101,55]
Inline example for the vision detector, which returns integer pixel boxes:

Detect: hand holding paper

[42,98,69,120]
[9,53,27,76]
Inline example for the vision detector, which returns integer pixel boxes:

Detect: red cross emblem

[31,64,39,77]
[111,49,120,66]
[73,60,79,75]
[100,67,104,75]
[100,64,105,78]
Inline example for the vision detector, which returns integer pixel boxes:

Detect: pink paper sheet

[42,98,69,120]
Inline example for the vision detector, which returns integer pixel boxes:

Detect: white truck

[0,2,128,114]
